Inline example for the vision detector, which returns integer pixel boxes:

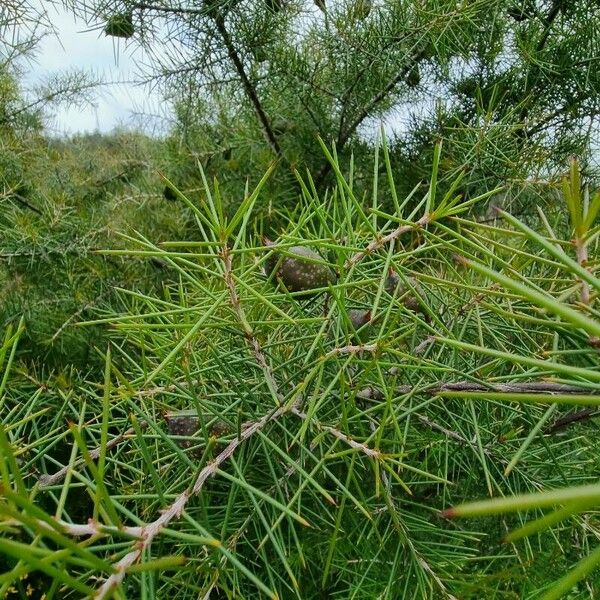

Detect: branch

[221,244,283,404]
[546,408,600,433]
[315,49,427,187]
[291,407,381,460]
[38,422,147,488]
[132,2,207,16]
[345,213,430,269]
[356,380,599,402]
[213,17,282,158]
[94,400,296,598]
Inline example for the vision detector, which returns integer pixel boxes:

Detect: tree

[62,0,600,208]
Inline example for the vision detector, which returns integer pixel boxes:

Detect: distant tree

[62,1,600,206]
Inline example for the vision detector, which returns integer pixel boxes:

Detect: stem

[93,401,295,598]
[345,213,430,268]
[221,245,283,405]
[213,17,282,158]
[315,50,427,187]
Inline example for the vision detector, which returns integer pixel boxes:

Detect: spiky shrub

[1,143,599,599]
[0,131,193,370]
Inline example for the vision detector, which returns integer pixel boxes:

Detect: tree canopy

[62,0,600,205]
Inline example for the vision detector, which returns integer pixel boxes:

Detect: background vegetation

[1,1,600,598]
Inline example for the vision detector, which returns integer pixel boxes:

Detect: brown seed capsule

[164,410,229,455]
[347,308,372,342]
[264,241,336,296]
[384,269,428,318]
[348,308,371,330]
[165,411,199,452]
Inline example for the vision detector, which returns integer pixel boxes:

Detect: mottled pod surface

[265,244,336,295]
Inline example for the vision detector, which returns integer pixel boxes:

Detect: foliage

[0,130,194,370]
[61,0,600,209]
[1,142,599,598]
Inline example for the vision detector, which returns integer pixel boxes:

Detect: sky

[25,3,168,135]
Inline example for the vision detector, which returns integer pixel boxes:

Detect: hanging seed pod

[104,13,134,38]
[165,410,198,450]
[264,240,337,296]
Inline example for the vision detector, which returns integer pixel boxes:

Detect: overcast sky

[25,2,168,136]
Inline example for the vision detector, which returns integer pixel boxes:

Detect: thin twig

[345,214,430,269]
[291,407,381,460]
[221,245,283,404]
[38,423,147,488]
[325,343,378,357]
[94,399,297,598]
[546,408,600,433]
[414,413,471,446]
[315,49,428,187]
[356,380,599,402]
[213,17,281,158]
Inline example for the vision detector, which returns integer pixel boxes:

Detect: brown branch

[291,407,381,460]
[94,400,296,598]
[546,408,600,433]
[536,0,563,53]
[4,190,42,215]
[325,343,378,357]
[345,213,430,269]
[336,48,427,150]
[315,49,427,187]
[413,413,471,446]
[516,0,564,131]
[38,422,147,488]
[356,380,599,402]
[213,17,282,158]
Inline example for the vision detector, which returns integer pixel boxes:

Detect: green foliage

[2,3,600,597]
[62,0,600,208]
[1,142,599,598]
[0,131,194,370]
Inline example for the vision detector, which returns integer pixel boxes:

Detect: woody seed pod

[165,410,229,456]
[384,270,428,318]
[348,308,371,331]
[347,308,372,342]
[264,240,336,296]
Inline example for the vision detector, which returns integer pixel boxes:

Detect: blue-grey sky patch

[25,2,169,135]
